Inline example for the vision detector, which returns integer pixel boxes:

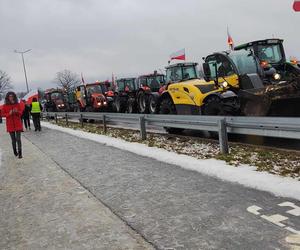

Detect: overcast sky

[0,0,299,92]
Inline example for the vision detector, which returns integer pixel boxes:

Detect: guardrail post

[218,118,229,154]
[80,114,84,128]
[55,113,58,124]
[139,116,147,140]
[103,115,107,133]
[65,113,69,126]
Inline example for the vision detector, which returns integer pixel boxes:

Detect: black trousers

[22,116,30,129]
[9,131,22,154]
[31,113,41,131]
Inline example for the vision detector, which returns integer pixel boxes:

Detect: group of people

[1,91,42,159]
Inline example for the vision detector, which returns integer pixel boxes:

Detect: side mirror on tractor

[202,63,211,81]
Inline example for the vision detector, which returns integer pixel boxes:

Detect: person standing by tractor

[2,92,24,158]
[21,99,31,130]
[30,97,42,131]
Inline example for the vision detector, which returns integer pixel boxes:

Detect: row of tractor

[42,38,300,119]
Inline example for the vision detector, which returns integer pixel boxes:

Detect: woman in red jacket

[2,92,24,158]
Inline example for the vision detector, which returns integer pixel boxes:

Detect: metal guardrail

[43,112,300,154]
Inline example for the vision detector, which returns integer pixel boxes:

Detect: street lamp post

[14,49,31,93]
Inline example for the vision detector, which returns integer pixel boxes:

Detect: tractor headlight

[103,101,107,105]
[221,81,229,88]
[189,93,195,100]
[273,73,281,80]
[97,102,101,106]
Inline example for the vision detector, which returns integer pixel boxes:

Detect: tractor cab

[235,39,300,80]
[166,62,199,84]
[203,50,264,90]
[96,80,114,97]
[137,72,165,92]
[116,78,137,94]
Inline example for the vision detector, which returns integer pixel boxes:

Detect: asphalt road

[22,127,300,249]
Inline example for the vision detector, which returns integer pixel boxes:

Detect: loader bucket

[239,89,271,116]
[267,77,300,116]
[240,77,300,116]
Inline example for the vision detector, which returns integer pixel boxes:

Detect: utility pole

[14,49,31,93]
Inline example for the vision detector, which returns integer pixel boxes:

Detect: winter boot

[18,150,22,159]
[13,148,18,157]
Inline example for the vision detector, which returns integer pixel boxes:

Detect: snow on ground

[42,121,300,201]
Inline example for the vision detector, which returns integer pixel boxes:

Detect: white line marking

[278,202,300,216]
[261,214,289,227]
[247,205,263,215]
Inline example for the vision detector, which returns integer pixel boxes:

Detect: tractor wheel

[115,96,126,113]
[127,98,137,113]
[202,96,226,116]
[159,97,176,115]
[159,97,183,134]
[137,91,148,114]
[149,94,158,114]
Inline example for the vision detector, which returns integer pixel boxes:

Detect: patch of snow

[42,122,300,201]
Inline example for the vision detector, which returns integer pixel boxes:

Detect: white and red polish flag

[294,0,300,11]
[227,27,234,50]
[23,89,39,104]
[170,49,186,61]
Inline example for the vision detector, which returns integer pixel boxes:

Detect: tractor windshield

[182,65,198,80]
[257,44,283,64]
[100,84,109,93]
[88,85,102,94]
[50,92,64,101]
[229,51,259,75]
[124,79,136,90]
[146,75,165,86]
[166,65,198,83]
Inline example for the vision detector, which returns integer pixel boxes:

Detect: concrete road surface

[1,123,299,249]
[0,125,153,250]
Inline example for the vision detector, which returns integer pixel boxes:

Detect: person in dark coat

[2,92,24,158]
[30,97,43,131]
[21,99,31,130]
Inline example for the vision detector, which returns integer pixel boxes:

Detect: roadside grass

[50,119,300,180]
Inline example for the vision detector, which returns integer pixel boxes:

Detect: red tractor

[135,71,166,114]
[44,88,68,112]
[75,82,112,112]
[97,80,115,110]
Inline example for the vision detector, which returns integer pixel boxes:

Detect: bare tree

[55,69,81,93]
[0,70,13,100]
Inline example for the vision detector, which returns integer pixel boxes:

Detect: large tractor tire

[149,94,159,114]
[127,98,137,113]
[159,97,176,115]
[159,97,183,134]
[114,96,126,113]
[202,96,226,115]
[137,91,149,114]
